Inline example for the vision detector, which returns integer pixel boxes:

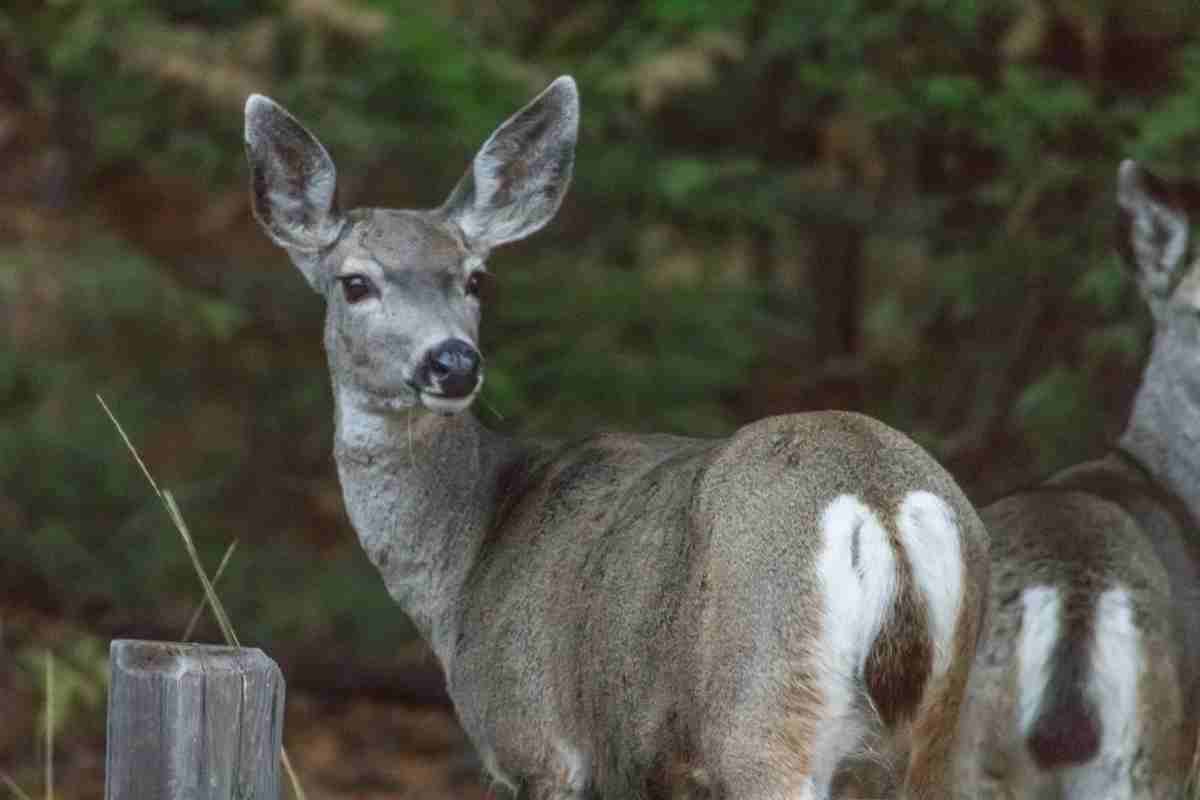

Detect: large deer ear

[442,76,578,253]
[245,94,345,287]
[1116,159,1190,300]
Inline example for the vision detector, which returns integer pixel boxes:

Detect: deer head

[244,77,579,416]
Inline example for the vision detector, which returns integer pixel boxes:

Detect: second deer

[957,161,1200,799]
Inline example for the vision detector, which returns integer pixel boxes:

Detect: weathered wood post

[105,639,285,800]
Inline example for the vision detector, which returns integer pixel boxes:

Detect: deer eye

[465,270,487,299]
[338,274,375,304]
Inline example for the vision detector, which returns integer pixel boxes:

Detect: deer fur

[956,161,1200,799]
[245,76,990,799]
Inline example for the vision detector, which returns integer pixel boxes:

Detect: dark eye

[465,270,488,299]
[339,274,375,304]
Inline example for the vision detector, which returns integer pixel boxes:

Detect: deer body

[246,77,990,799]
[957,162,1200,799]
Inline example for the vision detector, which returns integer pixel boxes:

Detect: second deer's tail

[1017,586,1101,769]
[1017,585,1140,772]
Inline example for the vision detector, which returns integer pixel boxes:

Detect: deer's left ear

[442,76,579,253]
[245,94,345,288]
[1117,159,1190,299]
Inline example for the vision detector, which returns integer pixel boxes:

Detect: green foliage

[2,0,1196,671]
[1133,44,1200,164]
[17,640,109,742]
[487,260,760,435]
[1015,365,1100,472]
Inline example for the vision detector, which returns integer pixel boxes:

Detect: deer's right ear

[1117,159,1190,299]
[442,76,579,254]
[245,94,344,288]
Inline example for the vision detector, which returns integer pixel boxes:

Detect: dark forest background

[2,0,1200,796]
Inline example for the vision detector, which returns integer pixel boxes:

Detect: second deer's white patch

[1091,587,1141,761]
[1058,586,1142,799]
[1016,585,1061,737]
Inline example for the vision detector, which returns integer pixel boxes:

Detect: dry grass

[43,652,52,800]
[181,538,239,642]
[97,394,308,800]
[1188,743,1200,799]
[0,774,33,800]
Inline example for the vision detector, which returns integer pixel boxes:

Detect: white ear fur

[1117,159,1189,298]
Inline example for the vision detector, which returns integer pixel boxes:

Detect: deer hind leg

[707,673,876,800]
[523,742,593,800]
[741,494,906,798]
[713,491,969,800]
[703,496,900,800]
[768,490,972,800]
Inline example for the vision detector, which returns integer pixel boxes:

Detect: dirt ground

[4,696,490,800]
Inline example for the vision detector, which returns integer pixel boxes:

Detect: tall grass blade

[0,773,33,800]
[280,748,308,800]
[181,539,239,641]
[1187,738,1200,799]
[481,396,505,422]
[44,652,52,800]
[163,491,240,648]
[96,395,161,498]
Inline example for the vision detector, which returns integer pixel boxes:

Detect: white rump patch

[1016,585,1061,736]
[818,495,899,676]
[896,491,964,677]
[810,494,899,791]
[1060,586,1142,799]
[1089,586,1141,758]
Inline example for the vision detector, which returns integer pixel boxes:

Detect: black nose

[424,339,481,398]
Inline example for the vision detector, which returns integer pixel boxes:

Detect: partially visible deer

[244,76,989,799]
[957,161,1200,799]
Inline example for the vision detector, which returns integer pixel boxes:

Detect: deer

[244,75,990,799]
[956,161,1200,799]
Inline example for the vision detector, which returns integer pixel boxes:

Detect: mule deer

[956,161,1200,799]
[244,76,989,799]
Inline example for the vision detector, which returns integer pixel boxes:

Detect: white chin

[419,392,476,415]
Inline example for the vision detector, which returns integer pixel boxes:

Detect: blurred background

[2,0,1199,797]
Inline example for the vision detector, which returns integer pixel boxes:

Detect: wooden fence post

[105,639,285,800]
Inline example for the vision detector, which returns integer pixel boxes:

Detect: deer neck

[1119,330,1200,525]
[331,387,520,662]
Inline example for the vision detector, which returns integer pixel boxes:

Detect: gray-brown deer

[956,161,1200,799]
[244,76,989,799]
